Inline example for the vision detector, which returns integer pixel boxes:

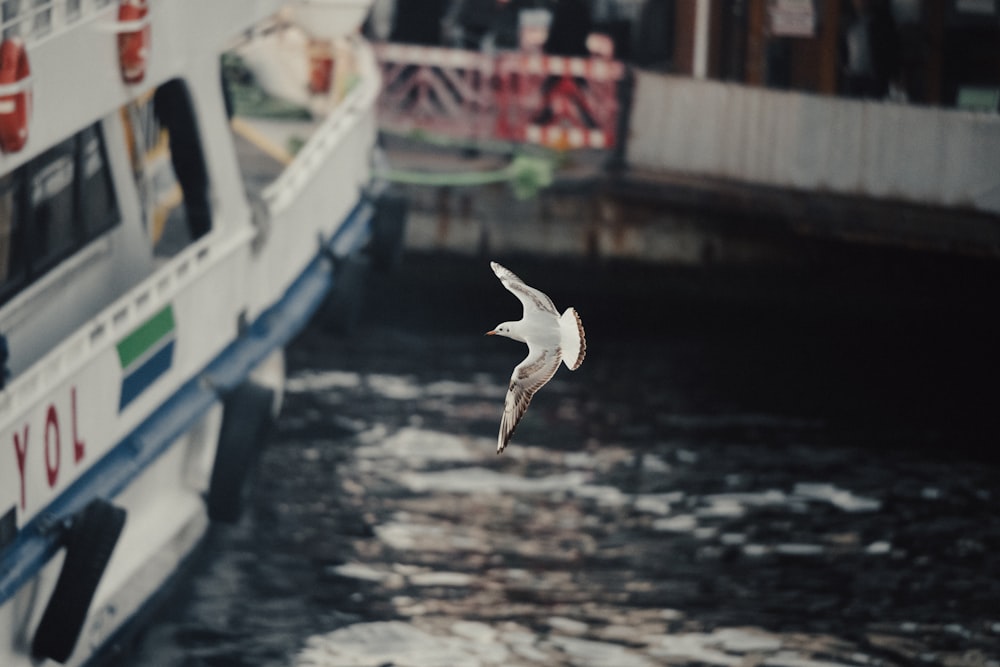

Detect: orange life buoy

[118,0,150,85]
[308,40,334,95]
[0,38,30,154]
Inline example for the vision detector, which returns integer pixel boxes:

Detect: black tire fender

[318,254,370,336]
[368,193,408,272]
[32,499,127,664]
[206,382,276,523]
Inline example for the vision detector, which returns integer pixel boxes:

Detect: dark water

[127,250,1000,666]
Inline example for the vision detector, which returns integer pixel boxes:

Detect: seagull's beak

[485,330,496,336]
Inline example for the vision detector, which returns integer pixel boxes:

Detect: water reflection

[277,358,998,666]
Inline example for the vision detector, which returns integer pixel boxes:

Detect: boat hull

[0,3,386,663]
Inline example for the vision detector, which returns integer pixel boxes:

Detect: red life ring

[118,0,150,85]
[0,38,30,154]
[308,40,334,95]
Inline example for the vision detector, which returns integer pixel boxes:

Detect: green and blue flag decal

[117,305,176,411]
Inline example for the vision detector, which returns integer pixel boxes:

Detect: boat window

[122,79,212,257]
[78,125,118,239]
[154,79,212,247]
[65,0,82,22]
[0,122,120,307]
[29,137,77,272]
[0,173,26,300]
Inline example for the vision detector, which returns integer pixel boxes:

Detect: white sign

[769,0,816,37]
[956,0,996,15]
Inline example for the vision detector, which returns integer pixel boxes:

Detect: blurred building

[630,0,1000,110]
[377,0,1000,111]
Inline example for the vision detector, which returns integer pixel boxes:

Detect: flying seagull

[486,261,586,454]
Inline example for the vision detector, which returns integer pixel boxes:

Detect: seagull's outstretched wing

[491,261,558,318]
[498,343,562,454]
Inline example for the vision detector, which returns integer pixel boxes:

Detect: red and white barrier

[376,44,495,141]
[375,43,625,150]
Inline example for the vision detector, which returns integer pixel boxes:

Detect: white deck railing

[0,0,116,43]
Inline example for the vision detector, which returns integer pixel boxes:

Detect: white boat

[0,1,402,664]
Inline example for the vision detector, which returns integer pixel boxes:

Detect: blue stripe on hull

[119,340,175,410]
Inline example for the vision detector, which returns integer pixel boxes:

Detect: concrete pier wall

[398,179,808,265]
[626,71,1000,215]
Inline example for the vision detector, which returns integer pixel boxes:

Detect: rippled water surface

[129,253,1000,667]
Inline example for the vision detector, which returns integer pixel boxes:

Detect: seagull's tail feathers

[559,307,586,370]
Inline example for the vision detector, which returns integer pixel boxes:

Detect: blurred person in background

[840,0,900,99]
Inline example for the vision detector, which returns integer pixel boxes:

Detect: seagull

[486,261,586,454]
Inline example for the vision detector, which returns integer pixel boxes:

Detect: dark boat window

[78,125,118,240]
[0,122,121,307]
[0,172,26,303]
[29,137,77,272]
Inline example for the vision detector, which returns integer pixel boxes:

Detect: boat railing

[374,42,627,151]
[0,226,247,432]
[0,0,116,44]
[260,38,379,215]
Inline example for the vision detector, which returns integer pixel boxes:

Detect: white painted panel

[627,72,1000,214]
